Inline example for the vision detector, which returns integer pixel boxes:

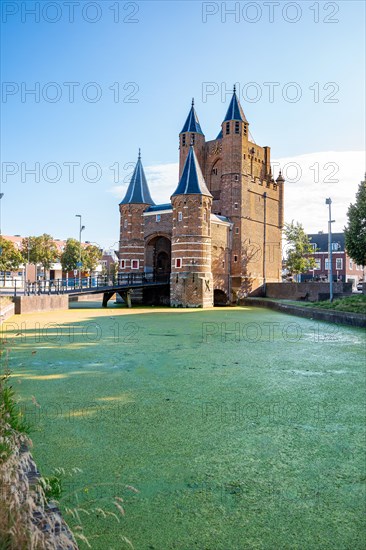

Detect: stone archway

[214,289,228,306]
[145,235,171,275]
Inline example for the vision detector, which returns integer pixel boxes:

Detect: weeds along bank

[0,332,78,549]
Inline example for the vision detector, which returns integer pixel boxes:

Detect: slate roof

[172,146,212,197]
[119,152,155,206]
[145,203,172,212]
[223,89,248,122]
[307,232,345,252]
[181,100,204,134]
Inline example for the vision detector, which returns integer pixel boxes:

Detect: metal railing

[1,272,171,297]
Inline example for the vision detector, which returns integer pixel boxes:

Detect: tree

[283,221,317,278]
[0,237,23,272]
[22,234,58,275]
[60,239,80,272]
[344,177,366,266]
[82,245,102,273]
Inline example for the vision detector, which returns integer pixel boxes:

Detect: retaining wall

[243,298,366,328]
[13,295,69,315]
[252,282,353,302]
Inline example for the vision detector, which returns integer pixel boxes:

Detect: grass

[3,303,366,549]
[302,294,366,314]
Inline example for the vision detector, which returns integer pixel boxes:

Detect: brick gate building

[118,88,285,307]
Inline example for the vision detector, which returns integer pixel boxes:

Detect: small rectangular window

[156,214,161,222]
[120,259,125,269]
[191,133,195,145]
[226,122,230,135]
[235,121,240,134]
[234,175,239,181]
[315,259,321,270]
[175,258,182,268]
[234,202,238,209]
[234,255,238,262]
[332,242,339,251]
[182,134,186,146]
[235,227,239,234]
[325,259,329,270]
[131,260,139,270]
[178,212,183,222]
[336,258,343,270]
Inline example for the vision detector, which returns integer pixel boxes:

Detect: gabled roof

[172,146,212,198]
[223,87,248,123]
[181,99,204,135]
[119,151,155,206]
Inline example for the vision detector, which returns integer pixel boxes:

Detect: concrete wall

[0,302,15,324]
[13,295,69,315]
[243,297,366,328]
[250,282,353,302]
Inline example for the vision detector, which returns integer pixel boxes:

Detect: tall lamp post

[325,198,335,302]
[75,214,85,286]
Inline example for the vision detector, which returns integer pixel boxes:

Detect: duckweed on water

[4,304,365,549]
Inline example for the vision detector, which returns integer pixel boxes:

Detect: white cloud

[109,150,365,233]
[274,150,365,233]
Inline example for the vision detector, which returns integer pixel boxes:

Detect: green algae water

[3,305,365,549]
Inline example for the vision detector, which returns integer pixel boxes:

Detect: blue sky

[1,0,365,247]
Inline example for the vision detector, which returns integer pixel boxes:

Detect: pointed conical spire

[120,151,155,205]
[223,86,248,122]
[172,145,212,197]
[181,99,204,134]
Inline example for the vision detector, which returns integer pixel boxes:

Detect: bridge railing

[8,272,171,296]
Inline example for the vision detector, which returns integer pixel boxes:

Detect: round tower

[119,150,154,273]
[179,99,205,179]
[170,144,213,307]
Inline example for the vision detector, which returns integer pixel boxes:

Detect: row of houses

[300,232,364,284]
[2,231,364,288]
[0,235,118,284]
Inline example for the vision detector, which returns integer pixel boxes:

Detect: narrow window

[235,227,239,234]
[234,255,238,262]
[124,219,127,228]
[234,202,238,209]
[175,258,182,268]
[182,134,186,146]
[131,260,139,269]
[178,212,183,222]
[336,258,343,270]
[191,133,195,145]
[156,214,161,222]
[234,175,239,181]
[226,122,230,135]
[235,121,240,134]
[120,260,125,269]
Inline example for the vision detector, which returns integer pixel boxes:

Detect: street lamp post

[75,215,85,287]
[325,198,335,302]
